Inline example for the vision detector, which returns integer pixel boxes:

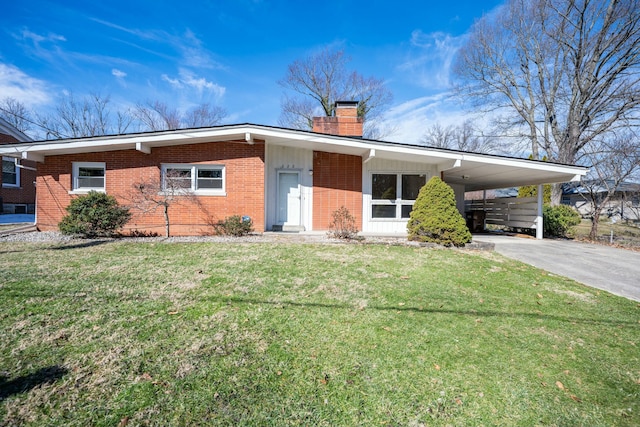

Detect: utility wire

[0,105,69,139]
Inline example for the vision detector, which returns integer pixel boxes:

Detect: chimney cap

[335,100,359,109]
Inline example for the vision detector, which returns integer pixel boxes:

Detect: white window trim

[370,172,426,221]
[70,162,106,194]
[161,163,226,196]
[2,156,19,188]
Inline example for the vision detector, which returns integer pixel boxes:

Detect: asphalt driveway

[476,234,640,302]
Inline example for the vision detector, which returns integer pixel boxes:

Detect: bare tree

[1,93,134,139]
[453,0,640,204]
[0,98,32,133]
[421,120,501,153]
[127,169,198,238]
[133,100,227,131]
[279,97,317,130]
[278,47,393,139]
[421,123,456,148]
[133,100,181,131]
[2,94,225,139]
[183,103,227,128]
[41,92,133,138]
[577,133,640,240]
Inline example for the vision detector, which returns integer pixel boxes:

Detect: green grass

[1,240,638,426]
[572,219,640,248]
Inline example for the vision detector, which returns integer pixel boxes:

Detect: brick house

[1,118,35,214]
[0,102,587,236]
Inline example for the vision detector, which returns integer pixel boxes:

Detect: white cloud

[112,68,127,78]
[0,63,52,107]
[398,30,465,90]
[161,74,182,89]
[179,29,225,70]
[381,93,479,144]
[112,69,127,87]
[162,68,225,98]
[91,19,225,71]
[21,29,67,45]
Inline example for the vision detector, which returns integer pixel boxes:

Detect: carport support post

[536,184,543,240]
[482,190,487,231]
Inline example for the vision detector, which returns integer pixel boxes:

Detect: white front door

[277,171,301,226]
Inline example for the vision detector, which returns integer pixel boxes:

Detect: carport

[438,153,587,239]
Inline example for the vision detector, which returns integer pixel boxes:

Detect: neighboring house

[0,102,587,236]
[562,180,640,221]
[0,118,35,214]
[465,188,519,200]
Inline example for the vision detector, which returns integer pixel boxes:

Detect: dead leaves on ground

[538,371,582,403]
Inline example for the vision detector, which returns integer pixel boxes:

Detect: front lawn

[1,240,638,426]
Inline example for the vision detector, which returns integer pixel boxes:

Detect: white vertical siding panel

[265,144,313,231]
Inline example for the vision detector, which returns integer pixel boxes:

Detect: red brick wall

[312,151,362,230]
[36,141,265,235]
[0,134,20,144]
[1,133,37,208]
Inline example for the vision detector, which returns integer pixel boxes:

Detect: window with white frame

[161,164,225,194]
[72,162,105,192]
[2,157,19,187]
[371,173,427,219]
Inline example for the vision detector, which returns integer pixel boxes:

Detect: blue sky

[0,0,504,142]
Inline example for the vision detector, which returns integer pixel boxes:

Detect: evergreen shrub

[59,191,131,237]
[407,176,472,247]
[543,205,581,237]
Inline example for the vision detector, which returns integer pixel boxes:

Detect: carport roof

[0,123,587,191]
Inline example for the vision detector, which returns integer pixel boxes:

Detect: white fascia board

[262,129,464,161]
[0,145,21,157]
[0,127,249,158]
[459,153,588,176]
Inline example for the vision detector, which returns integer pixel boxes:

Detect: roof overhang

[0,123,587,191]
[0,117,32,143]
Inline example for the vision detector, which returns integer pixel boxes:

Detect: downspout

[536,184,543,239]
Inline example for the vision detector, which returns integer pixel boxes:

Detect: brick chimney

[312,101,363,137]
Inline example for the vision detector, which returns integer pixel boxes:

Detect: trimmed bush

[543,205,581,237]
[214,215,253,236]
[59,191,131,238]
[518,184,551,205]
[407,176,472,247]
[327,206,360,240]
[519,155,552,205]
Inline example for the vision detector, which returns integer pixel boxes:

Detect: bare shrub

[327,206,360,240]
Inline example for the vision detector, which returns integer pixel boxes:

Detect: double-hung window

[72,162,105,192]
[162,164,225,195]
[2,157,19,187]
[371,173,427,220]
